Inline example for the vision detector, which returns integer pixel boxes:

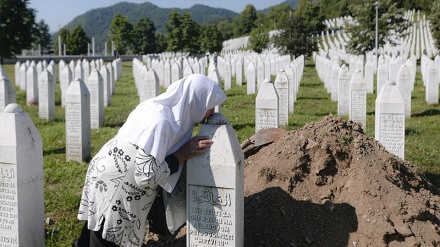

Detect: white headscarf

[117,74,227,191]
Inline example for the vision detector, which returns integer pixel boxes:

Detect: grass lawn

[1,58,439,246]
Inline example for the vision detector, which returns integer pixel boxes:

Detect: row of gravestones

[0,105,246,247]
[321,14,435,66]
[314,51,414,160]
[132,52,305,134]
[132,51,298,99]
[2,50,306,246]
[1,58,123,162]
[253,55,305,132]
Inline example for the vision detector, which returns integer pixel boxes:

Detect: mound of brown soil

[145,115,440,247]
[244,115,440,246]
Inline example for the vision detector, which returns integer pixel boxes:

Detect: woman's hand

[173,136,213,164]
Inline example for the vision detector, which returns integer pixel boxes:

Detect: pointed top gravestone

[65,78,91,162]
[246,62,256,95]
[187,113,244,247]
[38,70,55,120]
[349,70,367,128]
[397,64,412,117]
[0,76,16,112]
[0,103,45,247]
[331,62,340,102]
[274,70,289,126]
[375,81,405,159]
[255,80,279,133]
[87,69,104,129]
[338,65,350,116]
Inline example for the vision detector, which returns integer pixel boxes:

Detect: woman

[74,73,227,247]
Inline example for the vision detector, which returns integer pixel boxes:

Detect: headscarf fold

[117,73,227,191]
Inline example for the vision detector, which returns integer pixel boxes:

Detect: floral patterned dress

[78,136,173,247]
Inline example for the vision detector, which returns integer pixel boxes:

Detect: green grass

[2,58,440,246]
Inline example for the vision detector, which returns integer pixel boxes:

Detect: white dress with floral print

[78,136,172,247]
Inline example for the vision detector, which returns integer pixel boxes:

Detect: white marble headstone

[274,70,289,126]
[38,70,55,120]
[426,61,439,104]
[397,64,412,117]
[26,66,38,105]
[255,80,279,132]
[246,62,256,95]
[349,70,367,128]
[0,76,16,112]
[87,69,104,129]
[65,78,91,162]
[99,65,111,107]
[337,65,350,116]
[187,113,244,247]
[60,66,73,107]
[0,103,44,247]
[375,81,405,159]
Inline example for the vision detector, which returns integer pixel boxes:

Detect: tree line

[1,0,439,64]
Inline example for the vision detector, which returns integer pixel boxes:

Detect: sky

[29,0,287,33]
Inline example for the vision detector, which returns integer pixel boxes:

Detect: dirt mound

[244,115,440,246]
[145,115,440,247]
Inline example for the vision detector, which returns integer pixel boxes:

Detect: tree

[0,0,36,62]
[200,24,223,53]
[154,32,167,53]
[34,20,52,54]
[217,19,233,40]
[345,0,409,55]
[296,0,326,34]
[249,24,269,53]
[429,0,440,51]
[165,10,184,52]
[109,13,133,55]
[131,17,156,54]
[53,27,70,55]
[232,4,257,37]
[272,14,317,58]
[67,25,90,55]
[267,4,292,31]
[165,10,201,54]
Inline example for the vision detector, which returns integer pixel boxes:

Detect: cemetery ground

[2,59,440,246]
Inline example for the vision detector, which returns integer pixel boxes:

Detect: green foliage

[53,27,70,55]
[428,0,440,51]
[154,32,167,53]
[267,4,292,31]
[109,13,133,55]
[58,2,238,52]
[0,0,36,60]
[67,25,90,55]
[34,20,52,53]
[249,24,269,53]
[232,4,257,37]
[131,17,156,54]
[165,10,201,54]
[200,24,223,53]
[272,15,317,58]
[345,0,409,55]
[217,19,233,41]
[296,0,326,34]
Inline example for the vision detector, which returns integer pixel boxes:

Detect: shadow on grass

[231,122,254,131]
[412,109,440,117]
[244,187,358,246]
[405,127,420,136]
[297,96,328,100]
[44,147,65,156]
[104,122,125,128]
